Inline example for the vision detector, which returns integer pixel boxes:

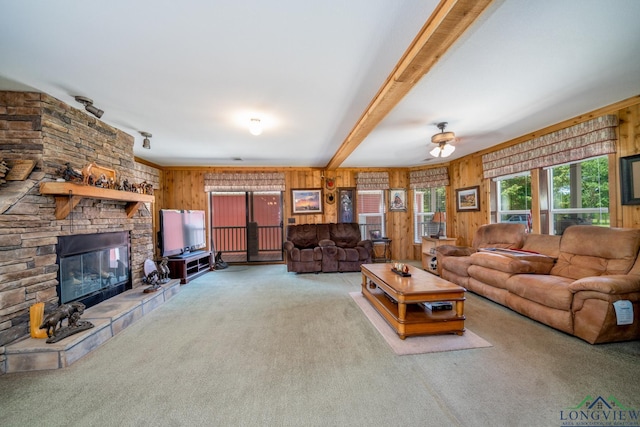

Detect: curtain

[356,171,389,190]
[409,167,449,189]
[204,172,285,192]
[482,114,618,179]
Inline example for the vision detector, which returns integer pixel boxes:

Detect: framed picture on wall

[338,187,355,223]
[456,186,480,211]
[389,188,407,212]
[291,188,323,214]
[620,154,640,205]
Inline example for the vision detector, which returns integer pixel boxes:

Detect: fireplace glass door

[59,246,129,305]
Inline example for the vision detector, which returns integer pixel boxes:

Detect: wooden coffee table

[361,263,466,339]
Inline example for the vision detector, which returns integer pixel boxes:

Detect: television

[159,209,206,257]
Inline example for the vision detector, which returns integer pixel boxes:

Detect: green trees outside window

[550,156,609,234]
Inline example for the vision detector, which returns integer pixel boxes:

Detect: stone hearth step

[3,279,181,373]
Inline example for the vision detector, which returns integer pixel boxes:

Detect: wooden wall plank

[619,103,640,228]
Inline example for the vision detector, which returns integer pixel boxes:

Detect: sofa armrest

[357,240,373,251]
[283,241,294,251]
[318,239,336,247]
[569,275,640,295]
[436,245,475,257]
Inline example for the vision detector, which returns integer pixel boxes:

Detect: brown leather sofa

[284,223,373,273]
[437,224,640,344]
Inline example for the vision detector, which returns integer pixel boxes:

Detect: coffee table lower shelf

[361,284,465,340]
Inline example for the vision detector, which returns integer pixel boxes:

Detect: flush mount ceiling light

[140,131,152,149]
[430,122,456,158]
[249,118,262,136]
[74,95,104,118]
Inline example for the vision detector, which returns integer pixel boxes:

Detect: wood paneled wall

[157,97,640,262]
[617,102,640,228]
[387,169,411,260]
[159,167,413,261]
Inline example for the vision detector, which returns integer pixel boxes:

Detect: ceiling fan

[430,122,456,158]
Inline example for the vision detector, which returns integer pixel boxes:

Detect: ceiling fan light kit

[430,122,456,158]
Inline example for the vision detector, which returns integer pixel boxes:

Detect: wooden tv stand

[167,251,213,284]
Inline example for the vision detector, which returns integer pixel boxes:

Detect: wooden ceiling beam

[325,0,494,170]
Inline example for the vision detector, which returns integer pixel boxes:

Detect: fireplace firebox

[56,231,131,309]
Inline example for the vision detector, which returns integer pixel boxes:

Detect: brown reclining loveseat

[283,223,373,273]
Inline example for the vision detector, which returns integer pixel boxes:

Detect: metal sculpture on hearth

[38,302,94,343]
[143,258,162,293]
[157,257,171,283]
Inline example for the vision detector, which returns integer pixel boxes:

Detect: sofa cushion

[299,247,323,262]
[441,255,473,278]
[472,223,526,250]
[468,265,513,290]
[467,277,509,305]
[505,274,574,311]
[441,269,471,289]
[550,226,640,279]
[471,251,554,274]
[505,292,574,334]
[329,223,361,248]
[287,224,319,249]
[437,245,475,257]
[337,247,358,262]
[316,223,331,241]
[521,234,561,259]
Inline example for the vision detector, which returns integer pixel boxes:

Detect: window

[357,190,385,239]
[413,187,446,243]
[496,173,531,231]
[548,156,609,235]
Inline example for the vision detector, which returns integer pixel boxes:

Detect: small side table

[421,237,456,275]
[371,238,392,263]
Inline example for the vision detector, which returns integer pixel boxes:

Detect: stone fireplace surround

[0,91,161,373]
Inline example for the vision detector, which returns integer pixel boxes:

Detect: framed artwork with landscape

[456,186,480,211]
[291,188,323,214]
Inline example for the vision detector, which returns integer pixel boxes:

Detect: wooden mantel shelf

[39,181,155,220]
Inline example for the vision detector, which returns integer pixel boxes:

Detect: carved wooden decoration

[5,159,36,181]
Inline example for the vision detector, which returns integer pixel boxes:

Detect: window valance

[356,171,389,190]
[482,115,618,179]
[409,167,449,189]
[204,172,285,192]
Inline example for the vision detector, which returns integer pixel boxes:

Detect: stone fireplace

[57,231,131,309]
[0,91,162,371]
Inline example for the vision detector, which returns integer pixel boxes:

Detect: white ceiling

[1,0,639,168]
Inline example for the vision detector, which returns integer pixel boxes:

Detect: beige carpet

[350,291,492,355]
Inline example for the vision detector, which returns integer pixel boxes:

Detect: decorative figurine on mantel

[38,302,94,344]
[57,162,83,183]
